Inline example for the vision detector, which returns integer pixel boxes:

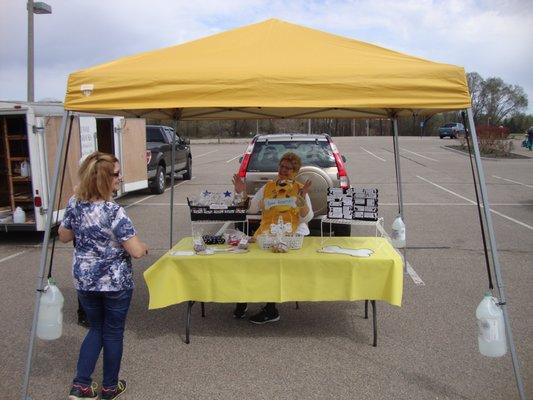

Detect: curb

[440,146,532,161]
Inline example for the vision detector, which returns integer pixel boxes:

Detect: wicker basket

[257,234,304,250]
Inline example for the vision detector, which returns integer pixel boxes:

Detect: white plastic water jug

[36,279,64,340]
[20,160,30,177]
[390,215,406,248]
[13,207,26,223]
[476,292,507,357]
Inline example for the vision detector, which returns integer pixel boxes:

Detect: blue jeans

[74,289,132,389]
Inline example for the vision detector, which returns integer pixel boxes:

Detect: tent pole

[391,118,404,217]
[21,111,72,400]
[391,118,407,273]
[466,108,526,400]
[169,119,178,249]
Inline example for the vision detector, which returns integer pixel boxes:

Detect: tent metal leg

[201,302,205,317]
[371,300,377,347]
[392,118,407,273]
[169,120,177,249]
[21,111,72,400]
[364,299,368,319]
[185,301,194,344]
[466,108,526,400]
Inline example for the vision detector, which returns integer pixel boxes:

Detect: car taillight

[34,190,42,207]
[145,150,152,165]
[237,142,255,178]
[330,142,349,189]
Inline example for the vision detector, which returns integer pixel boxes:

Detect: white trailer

[0,101,148,232]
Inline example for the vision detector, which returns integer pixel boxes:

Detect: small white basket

[257,234,304,250]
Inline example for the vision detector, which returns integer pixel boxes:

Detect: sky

[1,0,532,113]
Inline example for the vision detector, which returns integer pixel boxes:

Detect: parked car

[237,133,351,236]
[438,122,465,139]
[146,125,192,194]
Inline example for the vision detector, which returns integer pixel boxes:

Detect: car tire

[439,136,444,139]
[183,156,192,180]
[451,134,456,139]
[150,165,166,194]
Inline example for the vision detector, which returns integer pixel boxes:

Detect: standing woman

[59,151,148,400]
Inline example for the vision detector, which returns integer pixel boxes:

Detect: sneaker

[249,308,280,324]
[233,303,248,319]
[101,380,127,400]
[68,382,98,400]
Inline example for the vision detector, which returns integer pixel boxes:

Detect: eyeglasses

[111,172,121,178]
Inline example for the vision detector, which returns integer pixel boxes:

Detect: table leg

[201,302,205,317]
[364,299,368,319]
[371,300,377,347]
[185,301,194,344]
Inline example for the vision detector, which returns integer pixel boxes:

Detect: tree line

[149,71,531,138]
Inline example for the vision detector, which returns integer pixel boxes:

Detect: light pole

[27,0,52,102]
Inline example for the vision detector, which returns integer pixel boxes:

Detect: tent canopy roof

[64,18,471,120]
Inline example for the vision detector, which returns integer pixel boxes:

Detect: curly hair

[279,152,302,174]
[76,151,119,201]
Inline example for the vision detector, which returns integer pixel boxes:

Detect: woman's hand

[232,174,246,194]
[122,235,149,259]
[296,180,312,208]
[299,180,312,198]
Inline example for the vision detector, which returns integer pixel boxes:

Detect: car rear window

[146,127,165,142]
[443,123,456,128]
[247,140,336,172]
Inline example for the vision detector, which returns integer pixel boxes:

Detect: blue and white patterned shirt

[61,196,137,291]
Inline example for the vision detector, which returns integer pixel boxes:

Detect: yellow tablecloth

[143,237,403,309]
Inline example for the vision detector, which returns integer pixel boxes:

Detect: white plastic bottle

[20,160,31,177]
[390,215,406,248]
[13,207,26,223]
[36,279,64,340]
[476,292,507,357]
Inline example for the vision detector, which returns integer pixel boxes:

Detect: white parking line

[406,261,425,286]
[493,175,533,189]
[124,179,193,209]
[194,150,217,158]
[226,154,242,163]
[417,175,533,231]
[400,147,439,162]
[0,251,26,264]
[360,147,386,162]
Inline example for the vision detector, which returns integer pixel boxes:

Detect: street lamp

[27,0,52,102]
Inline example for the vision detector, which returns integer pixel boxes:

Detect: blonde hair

[76,151,119,201]
[279,152,302,174]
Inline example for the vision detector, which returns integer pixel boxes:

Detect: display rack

[320,216,386,243]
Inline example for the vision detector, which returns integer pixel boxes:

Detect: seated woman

[232,152,313,324]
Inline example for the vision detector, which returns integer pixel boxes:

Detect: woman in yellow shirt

[232,152,313,323]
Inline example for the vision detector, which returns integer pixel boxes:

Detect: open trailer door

[116,117,148,194]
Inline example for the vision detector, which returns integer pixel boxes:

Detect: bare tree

[467,72,528,125]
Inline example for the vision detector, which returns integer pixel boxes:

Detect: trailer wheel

[183,157,192,180]
[151,165,166,194]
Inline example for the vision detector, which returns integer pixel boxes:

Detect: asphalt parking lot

[1,137,531,399]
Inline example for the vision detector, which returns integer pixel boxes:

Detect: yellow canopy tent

[64,18,470,119]
[24,19,526,400]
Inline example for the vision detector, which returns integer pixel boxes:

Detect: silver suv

[237,133,351,236]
